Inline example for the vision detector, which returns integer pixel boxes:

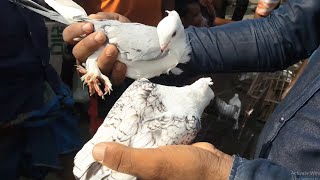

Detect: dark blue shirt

[0,3,82,179]
[185,0,320,178]
[0,1,51,124]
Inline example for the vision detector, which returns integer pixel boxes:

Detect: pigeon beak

[160,44,168,52]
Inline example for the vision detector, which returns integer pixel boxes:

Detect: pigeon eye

[172,31,177,37]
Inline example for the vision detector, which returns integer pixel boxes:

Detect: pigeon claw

[76,65,87,74]
[93,79,104,98]
[77,66,113,99]
[100,74,113,95]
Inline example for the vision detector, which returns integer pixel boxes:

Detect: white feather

[44,0,87,23]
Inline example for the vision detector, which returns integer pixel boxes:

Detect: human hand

[62,12,130,86]
[92,142,233,180]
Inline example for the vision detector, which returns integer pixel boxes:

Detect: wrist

[218,153,233,180]
[206,149,233,180]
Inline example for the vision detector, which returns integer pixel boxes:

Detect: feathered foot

[76,65,112,99]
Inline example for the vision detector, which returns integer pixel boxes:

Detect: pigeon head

[168,77,215,117]
[157,10,185,52]
[190,78,214,99]
[188,77,215,115]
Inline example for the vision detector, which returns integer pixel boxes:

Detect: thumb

[92,142,167,179]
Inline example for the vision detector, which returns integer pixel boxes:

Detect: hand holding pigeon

[11,0,191,99]
[73,77,215,179]
[63,13,129,87]
[91,142,233,180]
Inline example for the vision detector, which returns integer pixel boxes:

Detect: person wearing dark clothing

[0,1,82,179]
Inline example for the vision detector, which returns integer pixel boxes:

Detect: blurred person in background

[254,0,281,18]
[175,0,210,27]
[214,0,248,23]
[200,0,234,26]
[0,1,82,179]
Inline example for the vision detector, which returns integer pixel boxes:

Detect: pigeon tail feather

[10,0,71,25]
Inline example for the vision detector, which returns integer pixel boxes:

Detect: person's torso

[255,47,320,171]
[0,1,50,123]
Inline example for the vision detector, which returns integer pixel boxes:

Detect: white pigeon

[215,97,239,117]
[11,0,191,99]
[73,77,214,180]
[228,93,241,129]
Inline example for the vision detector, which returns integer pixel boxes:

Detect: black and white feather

[215,93,241,129]
[73,78,215,180]
[228,93,241,129]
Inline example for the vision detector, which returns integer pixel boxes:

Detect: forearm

[185,0,320,74]
[204,147,234,180]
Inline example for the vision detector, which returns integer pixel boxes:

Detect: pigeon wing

[74,78,209,179]
[103,23,165,62]
[135,84,201,147]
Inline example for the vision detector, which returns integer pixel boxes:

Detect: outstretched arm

[186,0,320,73]
[92,142,320,180]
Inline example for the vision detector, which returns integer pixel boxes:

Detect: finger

[72,31,107,63]
[63,22,94,45]
[89,12,131,22]
[191,142,216,153]
[93,142,168,179]
[97,44,127,86]
[111,61,127,86]
[88,14,106,19]
[96,44,118,75]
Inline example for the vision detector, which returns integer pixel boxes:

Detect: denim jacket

[186,0,320,179]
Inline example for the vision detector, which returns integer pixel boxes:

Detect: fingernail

[93,143,107,162]
[115,63,124,71]
[94,32,105,43]
[82,23,92,32]
[105,45,117,57]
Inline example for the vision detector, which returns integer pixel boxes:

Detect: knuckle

[72,44,90,62]
[81,36,95,49]
[63,23,83,43]
[148,158,169,179]
[62,27,73,43]
[72,46,82,60]
[104,45,118,58]
[107,147,133,173]
[145,149,170,179]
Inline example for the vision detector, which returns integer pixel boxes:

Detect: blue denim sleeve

[185,0,320,73]
[229,156,320,180]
